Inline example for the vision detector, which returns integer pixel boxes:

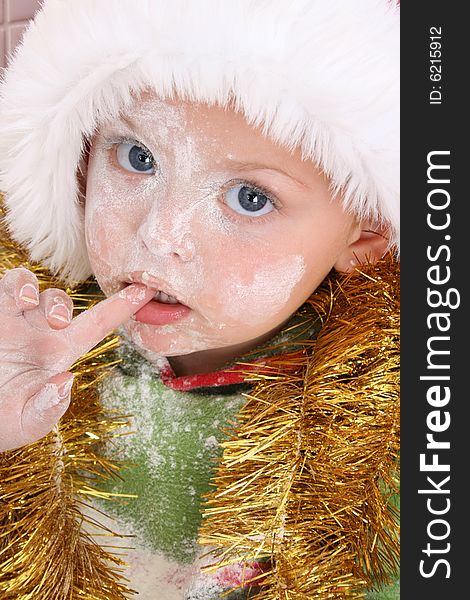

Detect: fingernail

[49,302,71,323]
[33,382,69,412]
[118,283,150,305]
[58,376,74,399]
[19,283,39,305]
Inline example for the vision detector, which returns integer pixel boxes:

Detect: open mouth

[123,281,184,306]
[150,290,180,304]
[122,280,191,326]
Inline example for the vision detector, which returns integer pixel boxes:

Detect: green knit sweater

[94,333,399,599]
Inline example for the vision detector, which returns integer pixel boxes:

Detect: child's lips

[121,282,191,326]
[133,297,191,326]
[122,271,185,305]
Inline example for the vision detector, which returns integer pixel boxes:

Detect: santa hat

[0,0,399,284]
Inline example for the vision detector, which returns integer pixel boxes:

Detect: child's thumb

[20,372,74,447]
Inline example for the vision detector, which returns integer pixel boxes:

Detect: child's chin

[123,322,215,358]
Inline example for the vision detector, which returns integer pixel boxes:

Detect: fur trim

[0,0,399,284]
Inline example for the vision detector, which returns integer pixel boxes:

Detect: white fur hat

[0,0,399,284]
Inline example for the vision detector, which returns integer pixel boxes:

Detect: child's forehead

[117,90,259,139]
[107,90,320,185]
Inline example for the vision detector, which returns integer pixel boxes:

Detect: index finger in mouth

[64,283,156,365]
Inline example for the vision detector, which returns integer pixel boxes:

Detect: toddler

[0,1,399,598]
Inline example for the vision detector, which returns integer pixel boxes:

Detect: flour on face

[85,92,356,367]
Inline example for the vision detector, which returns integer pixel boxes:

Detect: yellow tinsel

[1,197,400,599]
[0,204,136,599]
[199,257,400,599]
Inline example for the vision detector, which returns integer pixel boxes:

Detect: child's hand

[0,267,156,452]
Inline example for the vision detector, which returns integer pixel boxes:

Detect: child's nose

[137,212,196,262]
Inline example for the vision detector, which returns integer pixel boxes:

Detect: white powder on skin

[84,93,326,368]
[86,99,208,304]
[118,284,148,304]
[85,99,190,289]
[31,383,61,412]
[222,254,305,325]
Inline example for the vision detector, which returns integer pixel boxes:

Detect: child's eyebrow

[113,114,310,190]
[118,114,139,132]
[226,160,309,190]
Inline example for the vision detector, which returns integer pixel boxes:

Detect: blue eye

[225,184,275,217]
[116,142,155,174]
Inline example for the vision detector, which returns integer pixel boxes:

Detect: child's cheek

[85,168,154,292]
[211,254,306,327]
[85,208,127,290]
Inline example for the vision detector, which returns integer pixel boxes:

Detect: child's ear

[334,222,390,273]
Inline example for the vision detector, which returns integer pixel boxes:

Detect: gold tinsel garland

[0,204,136,599]
[198,257,400,599]
[1,198,399,599]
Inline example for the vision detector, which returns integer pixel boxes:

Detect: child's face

[85,92,360,361]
